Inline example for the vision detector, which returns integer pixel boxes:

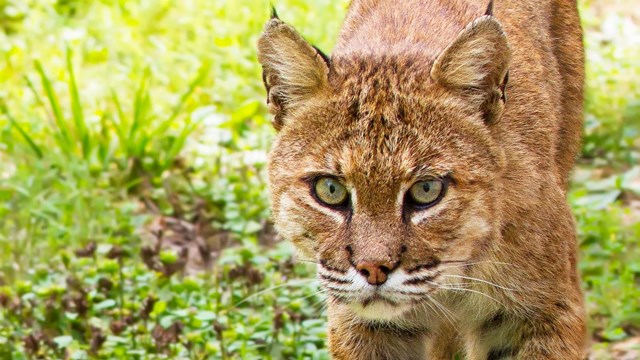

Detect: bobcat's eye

[313,177,348,207]
[407,179,447,208]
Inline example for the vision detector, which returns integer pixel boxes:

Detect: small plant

[0,242,328,359]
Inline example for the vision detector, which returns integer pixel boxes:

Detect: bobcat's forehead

[273,72,501,187]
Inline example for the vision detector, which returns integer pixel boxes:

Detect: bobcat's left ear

[431,15,511,123]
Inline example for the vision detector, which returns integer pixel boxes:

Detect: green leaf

[159,315,176,328]
[152,300,168,317]
[601,327,627,341]
[159,250,178,264]
[94,299,117,311]
[53,335,74,349]
[195,311,217,322]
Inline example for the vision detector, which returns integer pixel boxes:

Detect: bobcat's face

[259,14,510,321]
[268,61,505,320]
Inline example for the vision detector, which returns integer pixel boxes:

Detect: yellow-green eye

[408,180,445,207]
[314,177,348,206]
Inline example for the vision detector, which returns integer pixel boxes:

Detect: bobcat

[258,0,586,358]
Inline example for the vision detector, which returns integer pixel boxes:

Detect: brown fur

[258,0,586,358]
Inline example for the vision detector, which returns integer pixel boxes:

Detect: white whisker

[427,295,458,331]
[429,282,507,307]
[297,258,319,264]
[442,274,520,292]
[232,278,318,308]
[438,260,514,271]
[421,298,445,325]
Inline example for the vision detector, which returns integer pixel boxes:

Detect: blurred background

[0,0,638,359]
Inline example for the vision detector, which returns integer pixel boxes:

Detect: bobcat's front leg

[513,315,587,360]
[327,304,429,360]
[467,304,586,360]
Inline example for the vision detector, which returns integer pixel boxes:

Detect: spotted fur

[258,0,586,358]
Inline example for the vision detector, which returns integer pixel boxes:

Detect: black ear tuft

[485,0,494,16]
[262,70,271,104]
[270,4,279,19]
[500,71,509,102]
[312,45,331,68]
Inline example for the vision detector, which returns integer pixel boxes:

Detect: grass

[1,0,639,358]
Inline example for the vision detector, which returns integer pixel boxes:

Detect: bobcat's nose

[356,261,394,286]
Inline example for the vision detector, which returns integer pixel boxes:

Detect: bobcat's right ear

[257,15,330,131]
[430,15,511,124]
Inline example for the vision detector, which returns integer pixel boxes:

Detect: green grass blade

[168,63,211,123]
[25,74,67,155]
[152,63,210,138]
[131,69,150,138]
[24,75,53,124]
[163,119,200,170]
[130,70,152,157]
[109,90,127,144]
[66,48,90,158]
[97,113,114,167]
[35,60,74,156]
[0,102,43,159]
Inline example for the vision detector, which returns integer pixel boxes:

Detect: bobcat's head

[258,9,511,321]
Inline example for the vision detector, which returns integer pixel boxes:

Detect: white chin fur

[348,299,413,321]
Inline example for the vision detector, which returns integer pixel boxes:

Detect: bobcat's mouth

[360,293,397,307]
[348,294,415,321]
[319,265,443,320]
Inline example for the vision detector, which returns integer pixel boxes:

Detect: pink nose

[356,261,393,285]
